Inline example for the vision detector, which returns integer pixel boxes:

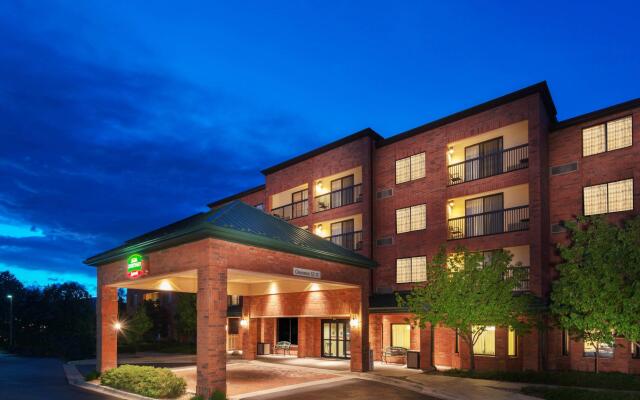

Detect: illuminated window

[391,324,411,349]
[143,292,160,301]
[508,326,517,357]
[562,329,570,356]
[473,326,495,356]
[584,339,614,358]
[583,116,632,156]
[396,153,426,184]
[631,342,640,359]
[227,295,241,306]
[396,204,426,233]
[396,256,427,283]
[584,178,633,215]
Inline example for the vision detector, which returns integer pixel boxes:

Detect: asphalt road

[249,378,437,400]
[0,353,115,400]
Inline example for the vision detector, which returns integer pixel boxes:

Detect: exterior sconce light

[316,181,323,193]
[158,279,174,291]
[240,318,249,328]
[448,200,455,209]
[114,321,123,331]
[315,224,323,235]
[349,316,360,328]
[448,146,454,156]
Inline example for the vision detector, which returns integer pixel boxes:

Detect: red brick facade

[94,84,640,395]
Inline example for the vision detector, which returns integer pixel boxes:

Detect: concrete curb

[63,363,161,400]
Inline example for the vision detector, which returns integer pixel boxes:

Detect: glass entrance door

[322,319,350,359]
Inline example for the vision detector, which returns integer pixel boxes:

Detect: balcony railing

[327,231,363,251]
[271,199,308,221]
[315,184,362,212]
[505,266,530,292]
[448,144,529,186]
[448,205,530,240]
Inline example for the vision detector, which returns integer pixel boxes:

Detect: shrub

[84,370,100,381]
[210,390,226,400]
[101,365,186,398]
[522,386,640,400]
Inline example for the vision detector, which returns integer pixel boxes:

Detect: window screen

[583,116,632,156]
[396,256,427,283]
[396,204,426,233]
[395,153,425,184]
[584,178,633,215]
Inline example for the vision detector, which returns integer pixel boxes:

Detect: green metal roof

[84,200,376,269]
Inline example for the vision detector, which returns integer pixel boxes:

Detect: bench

[382,346,407,364]
[274,341,291,355]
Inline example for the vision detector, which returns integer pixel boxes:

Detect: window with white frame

[584,178,634,215]
[396,256,427,283]
[473,325,496,356]
[396,204,426,233]
[395,153,426,184]
[582,116,632,157]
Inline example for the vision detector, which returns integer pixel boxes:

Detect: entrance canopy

[85,200,375,269]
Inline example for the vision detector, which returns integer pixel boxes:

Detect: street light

[6,295,13,349]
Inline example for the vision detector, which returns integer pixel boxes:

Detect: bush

[210,390,226,400]
[443,369,640,391]
[101,365,186,398]
[84,370,100,381]
[522,386,640,400]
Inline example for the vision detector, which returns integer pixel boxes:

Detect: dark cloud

[0,4,320,289]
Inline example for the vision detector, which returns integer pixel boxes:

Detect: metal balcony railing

[315,184,362,212]
[448,144,529,186]
[326,230,363,251]
[271,199,308,221]
[447,205,530,239]
[505,266,530,292]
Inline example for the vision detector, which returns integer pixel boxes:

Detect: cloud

[0,3,322,288]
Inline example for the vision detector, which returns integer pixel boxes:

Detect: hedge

[101,364,186,398]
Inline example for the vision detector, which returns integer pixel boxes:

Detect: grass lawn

[443,369,640,391]
[522,386,640,400]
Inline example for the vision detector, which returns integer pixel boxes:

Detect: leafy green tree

[399,247,534,371]
[175,293,197,343]
[551,215,640,372]
[124,306,153,353]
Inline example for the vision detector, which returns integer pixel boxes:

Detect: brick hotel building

[87,82,640,395]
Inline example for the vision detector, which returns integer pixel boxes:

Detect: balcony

[272,199,308,221]
[327,230,363,251]
[448,205,530,239]
[315,184,362,212]
[505,266,530,292]
[448,144,529,186]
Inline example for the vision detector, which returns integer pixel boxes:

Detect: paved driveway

[0,354,115,400]
[247,378,437,400]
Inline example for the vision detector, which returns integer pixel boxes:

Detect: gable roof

[84,200,376,269]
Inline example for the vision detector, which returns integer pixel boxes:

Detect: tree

[551,215,640,372]
[124,307,152,353]
[398,247,534,371]
[175,293,196,343]
[0,271,25,348]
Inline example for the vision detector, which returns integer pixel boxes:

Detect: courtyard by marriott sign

[293,267,321,279]
[126,253,146,279]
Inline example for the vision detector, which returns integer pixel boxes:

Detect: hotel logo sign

[126,253,146,279]
[293,267,321,279]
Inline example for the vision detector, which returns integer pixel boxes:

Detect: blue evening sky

[1,1,639,294]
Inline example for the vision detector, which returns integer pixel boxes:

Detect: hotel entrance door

[321,319,350,359]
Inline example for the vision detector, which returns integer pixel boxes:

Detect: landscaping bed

[443,369,640,391]
[101,364,186,398]
[522,386,640,400]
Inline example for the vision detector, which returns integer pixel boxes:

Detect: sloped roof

[84,201,376,269]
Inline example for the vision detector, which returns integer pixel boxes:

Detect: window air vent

[551,223,567,234]
[376,236,393,246]
[376,188,393,199]
[551,162,578,176]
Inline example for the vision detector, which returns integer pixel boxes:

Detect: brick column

[419,323,434,370]
[350,288,370,372]
[240,298,258,360]
[96,276,118,372]
[196,261,227,397]
[297,318,308,358]
[369,314,382,361]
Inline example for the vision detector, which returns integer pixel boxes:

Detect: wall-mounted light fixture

[315,224,324,235]
[448,200,455,210]
[114,321,123,331]
[448,146,454,156]
[349,316,360,328]
[158,279,174,291]
[315,180,324,193]
[240,318,249,328]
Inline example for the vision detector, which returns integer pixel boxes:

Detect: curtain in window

[472,326,496,356]
[392,324,411,349]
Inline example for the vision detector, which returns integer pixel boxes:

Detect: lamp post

[6,294,13,349]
